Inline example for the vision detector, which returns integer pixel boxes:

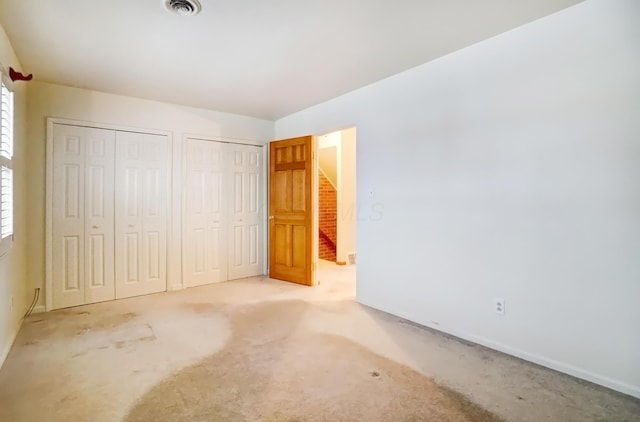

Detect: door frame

[180,134,268,289]
[315,127,358,266]
[268,126,357,287]
[45,117,172,311]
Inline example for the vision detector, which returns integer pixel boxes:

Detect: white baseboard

[358,298,640,399]
[30,305,46,314]
[0,319,21,370]
[463,333,640,399]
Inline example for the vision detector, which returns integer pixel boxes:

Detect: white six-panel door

[114,131,168,299]
[228,145,262,280]
[84,128,116,304]
[183,139,263,287]
[50,124,261,309]
[52,125,116,308]
[183,139,227,286]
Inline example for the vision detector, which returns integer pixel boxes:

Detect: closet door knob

[92,225,99,229]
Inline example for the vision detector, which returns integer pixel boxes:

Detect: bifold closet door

[115,131,168,299]
[183,139,227,286]
[183,139,263,287]
[52,125,115,309]
[228,144,262,279]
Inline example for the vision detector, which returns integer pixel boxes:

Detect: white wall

[0,24,27,366]
[27,82,274,309]
[275,0,640,398]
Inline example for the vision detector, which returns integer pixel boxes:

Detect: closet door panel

[115,131,168,299]
[228,145,263,280]
[84,129,116,304]
[52,125,86,308]
[183,138,227,286]
[52,125,117,308]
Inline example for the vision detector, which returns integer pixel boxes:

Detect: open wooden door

[269,136,315,286]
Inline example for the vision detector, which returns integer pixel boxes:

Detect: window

[0,72,13,256]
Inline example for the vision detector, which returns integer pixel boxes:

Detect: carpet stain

[182,302,221,314]
[125,301,502,422]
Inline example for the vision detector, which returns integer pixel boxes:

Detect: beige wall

[318,128,357,264]
[336,127,356,263]
[26,81,274,310]
[318,147,337,187]
[0,23,27,365]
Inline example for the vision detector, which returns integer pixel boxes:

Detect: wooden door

[183,138,227,286]
[269,136,315,285]
[228,144,263,280]
[115,131,168,299]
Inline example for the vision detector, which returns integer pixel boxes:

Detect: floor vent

[347,252,357,265]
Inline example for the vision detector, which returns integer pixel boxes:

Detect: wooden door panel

[292,169,306,211]
[269,136,314,286]
[274,223,289,266]
[292,224,307,268]
[274,171,290,211]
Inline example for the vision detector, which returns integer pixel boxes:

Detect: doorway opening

[315,127,357,292]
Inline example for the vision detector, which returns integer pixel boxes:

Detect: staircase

[318,171,337,261]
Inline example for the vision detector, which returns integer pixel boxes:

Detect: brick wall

[319,171,337,261]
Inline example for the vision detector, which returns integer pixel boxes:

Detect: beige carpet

[126,300,501,422]
[2,274,638,421]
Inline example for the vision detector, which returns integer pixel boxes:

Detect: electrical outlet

[494,298,505,315]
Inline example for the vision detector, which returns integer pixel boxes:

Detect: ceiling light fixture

[164,0,201,16]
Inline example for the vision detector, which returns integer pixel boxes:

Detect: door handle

[128,224,135,228]
[238,219,243,222]
[269,216,274,220]
[92,225,99,229]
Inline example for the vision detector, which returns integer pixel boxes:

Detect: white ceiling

[0,0,581,120]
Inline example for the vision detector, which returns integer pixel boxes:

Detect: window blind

[0,166,12,239]
[0,77,14,244]
[0,80,12,159]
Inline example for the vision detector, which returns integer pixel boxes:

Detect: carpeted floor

[1,264,639,421]
[126,300,501,422]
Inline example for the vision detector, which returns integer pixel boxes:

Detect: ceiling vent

[164,0,201,16]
